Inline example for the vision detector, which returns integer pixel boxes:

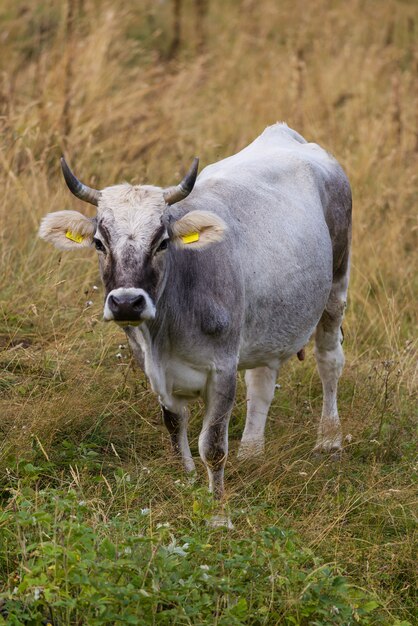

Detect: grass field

[0,1,417,623]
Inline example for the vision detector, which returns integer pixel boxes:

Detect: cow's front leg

[162,406,195,473]
[199,365,237,501]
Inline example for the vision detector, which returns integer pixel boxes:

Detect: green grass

[0,453,408,625]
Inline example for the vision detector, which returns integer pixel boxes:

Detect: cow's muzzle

[103,288,156,326]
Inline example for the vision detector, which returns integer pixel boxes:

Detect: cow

[39,123,351,509]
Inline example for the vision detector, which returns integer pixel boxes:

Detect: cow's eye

[156,239,169,253]
[93,237,105,252]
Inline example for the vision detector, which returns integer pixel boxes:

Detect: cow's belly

[238,324,315,370]
[238,272,332,370]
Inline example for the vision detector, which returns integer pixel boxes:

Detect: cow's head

[39,158,226,326]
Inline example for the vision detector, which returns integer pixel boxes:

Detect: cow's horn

[163,157,199,205]
[61,157,101,206]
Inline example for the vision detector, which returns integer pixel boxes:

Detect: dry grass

[0,0,417,622]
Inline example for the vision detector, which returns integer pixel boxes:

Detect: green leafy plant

[0,486,384,625]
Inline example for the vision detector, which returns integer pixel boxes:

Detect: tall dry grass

[0,0,417,620]
[1,0,416,435]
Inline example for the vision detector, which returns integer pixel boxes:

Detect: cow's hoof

[237,438,264,461]
[183,457,196,473]
[313,440,343,460]
[207,514,234,530]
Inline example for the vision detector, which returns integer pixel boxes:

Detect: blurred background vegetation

[0,0,417,623]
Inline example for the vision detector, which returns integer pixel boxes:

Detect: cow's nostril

[132,295,145,309]
[108,294,120,309]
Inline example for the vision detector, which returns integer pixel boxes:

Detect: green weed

[0,475,384,626]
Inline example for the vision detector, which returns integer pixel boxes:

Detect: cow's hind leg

[314,274,348,454]
[162,406,195,473]
[237,366,277,460]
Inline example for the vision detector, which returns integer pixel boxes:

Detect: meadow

[0,0,416,623]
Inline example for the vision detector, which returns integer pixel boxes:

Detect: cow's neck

[125,322,168,400]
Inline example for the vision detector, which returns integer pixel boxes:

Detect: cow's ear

[171,210,227,249]
[38,210,95,250]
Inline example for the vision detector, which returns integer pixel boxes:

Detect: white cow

[39,123,352,502]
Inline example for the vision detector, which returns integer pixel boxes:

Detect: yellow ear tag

[181,232,200,244]
[66,230,84,244]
